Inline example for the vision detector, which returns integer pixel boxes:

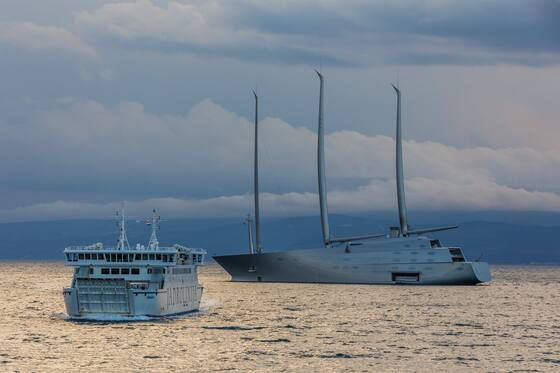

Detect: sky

[0,0,559,222]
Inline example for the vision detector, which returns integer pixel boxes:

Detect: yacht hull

[214,241,491,285]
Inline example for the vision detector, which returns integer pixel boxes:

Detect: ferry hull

[63,283,203,320]
[214,245,491,285]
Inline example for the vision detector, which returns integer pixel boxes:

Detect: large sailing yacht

[214,73,491,285]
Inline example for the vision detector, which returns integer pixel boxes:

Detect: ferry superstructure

[214,73,491,285]
[63,210,206,319]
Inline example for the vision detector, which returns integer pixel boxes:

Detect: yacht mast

[253,91,262,254]
[392,85,408,236]
[316,71,331,247]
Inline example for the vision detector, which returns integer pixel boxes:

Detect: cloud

[2,178,560,223]
[75,0,559,66]
[0,21,98,60]
[2,97,560,221]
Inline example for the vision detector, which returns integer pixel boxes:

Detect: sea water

[0,262,558,372]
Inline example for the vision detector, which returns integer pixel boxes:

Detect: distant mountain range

[1,211,559,264]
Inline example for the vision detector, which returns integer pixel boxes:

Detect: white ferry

[63,209,206,320]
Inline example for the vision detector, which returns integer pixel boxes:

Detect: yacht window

[117,254,122,262]
[91,253,97,260]
[121,268,130,275]
[131,268,140,275]
[111,254,116,262]
[430,239,442,248]
[168,255,174,262]
[149,254,155,260]
[142,254,148,260]
[135,254,141,260]
[162,254,167,262]
[162,268,166,274]
[65,253,70,261]
[85,253,91,260]
[111,268,119,275]
[156,254,162,261]
[89,268,94,274]
[78,253,84,260]
[147,268,152,274]
[101,268,110,274]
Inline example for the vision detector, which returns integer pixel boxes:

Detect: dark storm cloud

[76,0,560,67]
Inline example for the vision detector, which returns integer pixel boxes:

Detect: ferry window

[162,268,166,274]
[147,268,152,274]
[162,254,167,262]
[131,268,140,275]
[142,254,148,260]
[135,254,141,260]
[149,254,155,260]
[111,254,116,262]
[85,253,91,260]
[89,268,94,274]
[117,254,122,262]
[65,253,70,261]
[156,254,162,261]
[101,268,110,274]
[111,268,119,275]
[169,255,174,262]
[91,254,97,260]
[121,268,130,275]
[78,253,84,260]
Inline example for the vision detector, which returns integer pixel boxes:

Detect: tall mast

[253,91,262,254]
[316,70,331,247]
[392,85,408,236]
[116,203,130,250]
[244,213,255,254]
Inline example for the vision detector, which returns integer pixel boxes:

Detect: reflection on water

[0,262,559,371]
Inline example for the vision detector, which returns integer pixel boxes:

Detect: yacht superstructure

[213,73,491,285]
[63,209,206,319]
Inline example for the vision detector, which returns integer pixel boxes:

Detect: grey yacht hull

[214,238,491,285]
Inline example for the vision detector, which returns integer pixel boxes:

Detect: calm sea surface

[0,263,558,372]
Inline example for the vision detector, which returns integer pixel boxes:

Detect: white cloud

[0,21,98,60]
[2,178,560,223]
[2,98,560,221]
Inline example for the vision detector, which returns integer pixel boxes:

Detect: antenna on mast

[148,209,160,249]
[244,214,255,254]
[116,203,130,250]
[253,90,262,254]
[315,70,331,247]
